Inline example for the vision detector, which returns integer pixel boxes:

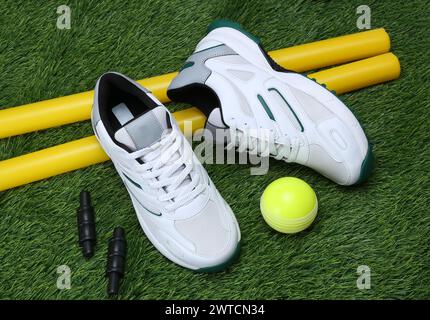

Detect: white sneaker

[167,20,374,185]
[92,72,240,271]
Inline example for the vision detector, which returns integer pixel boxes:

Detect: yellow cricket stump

[0,28,390,139]
[0,53,400,191]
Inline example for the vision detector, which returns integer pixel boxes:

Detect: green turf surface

[0,0,429,300]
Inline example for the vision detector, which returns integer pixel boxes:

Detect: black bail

[77,190,96,258]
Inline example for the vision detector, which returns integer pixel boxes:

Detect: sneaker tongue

[114,106,170,151]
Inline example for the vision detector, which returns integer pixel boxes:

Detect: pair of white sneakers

[91,20,373,272]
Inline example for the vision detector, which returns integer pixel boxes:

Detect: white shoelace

[129,129,205,212]
[226,120,300,162]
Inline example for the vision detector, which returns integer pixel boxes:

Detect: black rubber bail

[106,227,127,296]
[77,190,96,258]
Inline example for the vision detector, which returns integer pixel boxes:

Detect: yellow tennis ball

[260,177,318,234]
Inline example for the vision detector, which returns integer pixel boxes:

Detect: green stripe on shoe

[180,61,195,71]
[257,94,275,121]
[268,87,304,132]
[123,173,142,189]
[353,143,375,185]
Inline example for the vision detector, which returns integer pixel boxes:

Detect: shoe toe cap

[307,142,373,185]
[175,199,240,269]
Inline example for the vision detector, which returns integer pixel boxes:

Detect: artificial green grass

[0,0,429,299]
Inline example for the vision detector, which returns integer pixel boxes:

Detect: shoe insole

[112,103,134,126]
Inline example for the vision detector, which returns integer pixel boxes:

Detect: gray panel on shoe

[168,44,237,90]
